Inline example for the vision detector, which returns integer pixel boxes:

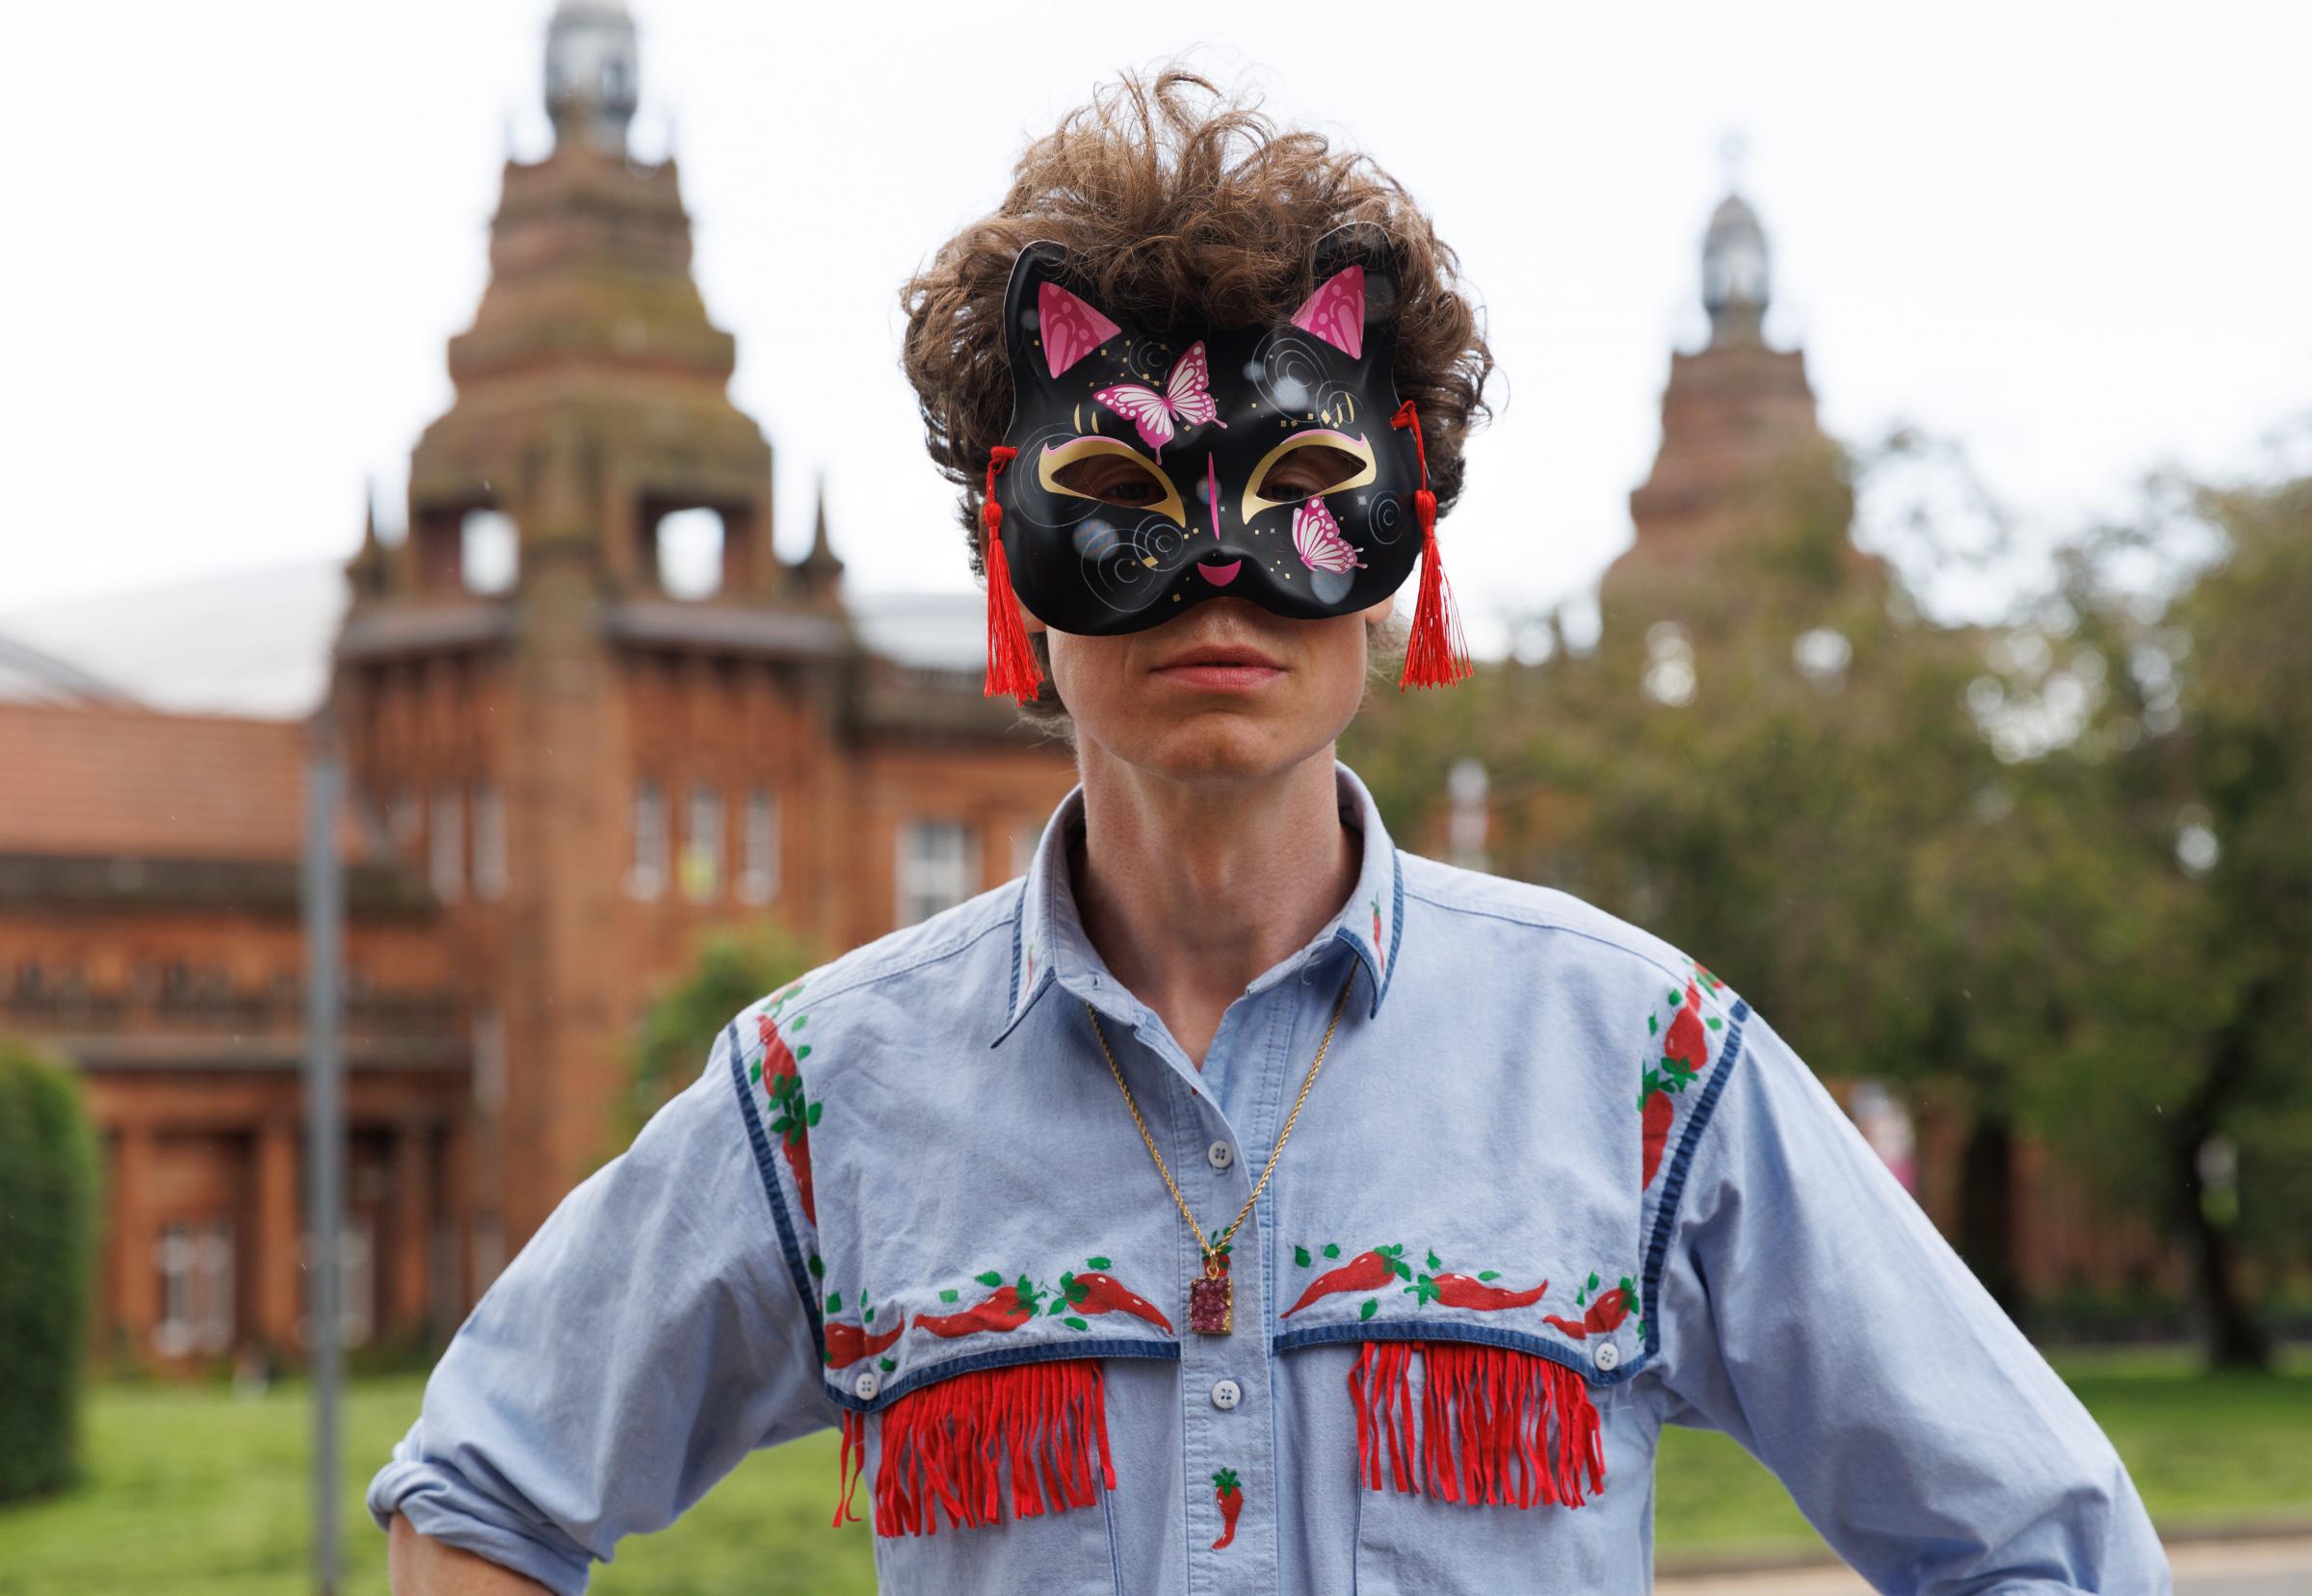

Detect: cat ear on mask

[1002,242,1128,387]
[1289,222,1404,370]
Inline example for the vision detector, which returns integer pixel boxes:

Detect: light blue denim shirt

[369,758,2170,1594]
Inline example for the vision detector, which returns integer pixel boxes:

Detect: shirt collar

[988,757,1405,1049]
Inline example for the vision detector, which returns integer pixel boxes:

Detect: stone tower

[1612,185,1873,609]
[328,0,854,1264]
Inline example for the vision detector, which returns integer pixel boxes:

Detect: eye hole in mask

[1039,435,1187,526]
[1241,430,1378,520]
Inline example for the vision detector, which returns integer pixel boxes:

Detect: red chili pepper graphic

[1431,1273,1548,1311]
[1211,1468,1242,1549]
[914,1279,1042,1339]
[1545,1277,1640,1340]
[824,1318,904,1370]
[1280,1246,1409,1318]
[1585,1284,1637,1334]
[1064,1270,1174,1335]
[1641,1088,1675,1189]
[1665,980,1708,1074]
[757,1011,817,1225]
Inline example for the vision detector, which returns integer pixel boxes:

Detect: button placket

[1168,1051,1276,1592]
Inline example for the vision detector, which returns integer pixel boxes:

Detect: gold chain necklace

[1084,965,1359,1335]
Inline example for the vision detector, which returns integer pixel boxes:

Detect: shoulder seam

[773,909,1016,1022]
[1401,885,1697,992]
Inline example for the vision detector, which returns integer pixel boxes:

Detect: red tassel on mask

[981,446,1043,702]
[1389,402,1475,690]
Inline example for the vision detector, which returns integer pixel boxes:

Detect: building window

[1011,822,1038,883]
[430,785,463,901]
[897,819,979,928]
[337,1217,375,1347]
[389,787,421,849]
[681,782,723,903]
[738,788,778,904]
[628,778,666,900]
[294,1217,375,1349]
[472,781,507,901]
[472,1001,506,1117]
[154,1217,234,1357]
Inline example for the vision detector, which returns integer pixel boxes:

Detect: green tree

[2030,466,2312,1367]
[0,1034,99,1502]
[618,920,821,1152]
[1349,432,2190,1321]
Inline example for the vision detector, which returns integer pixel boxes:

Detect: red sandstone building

[1,3,1072,1366]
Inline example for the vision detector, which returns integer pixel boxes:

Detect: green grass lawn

[1,1347,2304,1595]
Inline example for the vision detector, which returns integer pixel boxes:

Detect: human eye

[1037,437,1186,524]
[1239,431,1379,519]
[1051,453,1168,508]
[1249,444,1365,503]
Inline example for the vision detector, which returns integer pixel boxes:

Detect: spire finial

[544,0,639,156]
[1700,152,1770,348]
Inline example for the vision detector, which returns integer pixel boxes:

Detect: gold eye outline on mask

[1240,429,1378,521]
[1038,435,1187,527]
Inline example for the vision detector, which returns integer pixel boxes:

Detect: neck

[1069,743,1359,1069]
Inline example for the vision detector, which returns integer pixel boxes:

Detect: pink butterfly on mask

[1093,342,1227,457]
[1292,496,1368,574]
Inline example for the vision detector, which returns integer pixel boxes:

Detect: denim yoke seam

[1637,997,1752,1362]
[725,1017,825,1367]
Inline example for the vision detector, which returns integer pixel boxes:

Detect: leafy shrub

[0,1034,99,1501]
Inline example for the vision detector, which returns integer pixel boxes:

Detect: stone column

[253,1115,301,1353]
[392,1118,435,1337]
[112,1122,158,1358]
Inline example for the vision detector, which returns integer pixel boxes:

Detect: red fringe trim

[1389,403,1475,691]
[981,447,1043,703]
[1351,1341,1605,1508]
[842,1360,1117,1537]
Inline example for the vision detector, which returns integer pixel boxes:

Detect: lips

[1195,558,1243,587]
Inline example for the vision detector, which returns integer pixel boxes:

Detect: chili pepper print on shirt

[1638,959,1733,1190]
[1281,1243,1558,1322]
[914,1257,1175,1340]
[1211,1468,1244,1550]
[1543,1270,1644,1343]
[750,981,818,1224]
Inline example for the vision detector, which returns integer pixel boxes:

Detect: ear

[1003,242,1124,383]
[1290,222,1403,366]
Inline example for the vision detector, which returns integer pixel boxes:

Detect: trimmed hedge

[0,1034,99,1502]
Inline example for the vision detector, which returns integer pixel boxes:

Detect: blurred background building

[0,1,1072,1365]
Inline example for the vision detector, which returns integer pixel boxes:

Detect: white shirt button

[853,1369,880,1400]
[1592,1341,1621,1373]
[1207,1140,1235,1170]
[1210,1378,1242,1410]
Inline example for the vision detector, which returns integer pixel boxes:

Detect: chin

[1101,705,1337,787]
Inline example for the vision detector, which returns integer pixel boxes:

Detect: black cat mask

[978,222,1472,698]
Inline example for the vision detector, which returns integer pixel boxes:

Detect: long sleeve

[365,1016,835,1595]
[1648,1005,2173,1594]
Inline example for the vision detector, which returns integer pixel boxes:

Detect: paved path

[1656,1535,2312,1594]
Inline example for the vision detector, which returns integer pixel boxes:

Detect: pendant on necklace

[1189,1251,1233,1335]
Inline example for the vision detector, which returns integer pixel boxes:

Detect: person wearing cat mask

[377,68,2168,1596]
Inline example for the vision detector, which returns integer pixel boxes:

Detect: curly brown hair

[897,65,1493,723]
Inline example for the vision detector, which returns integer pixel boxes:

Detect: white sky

[7,1,2309,656]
